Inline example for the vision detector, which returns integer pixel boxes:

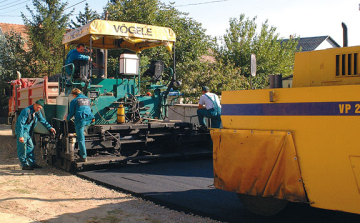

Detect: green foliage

[0,3,300,109]
[107,57,118,78]
[69,3,101,29]
[180,58,249,103]
[0,30,29,106]
[22,0,72,77]
[105,0,211,96]
[216,14,300,88]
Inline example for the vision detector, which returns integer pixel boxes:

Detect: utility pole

[104,11,109,78]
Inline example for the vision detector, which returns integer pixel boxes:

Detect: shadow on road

[139,189,360,223]
[79,157,360,223]
[35,199,214,223]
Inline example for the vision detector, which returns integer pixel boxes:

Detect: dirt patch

[0,124,220,223]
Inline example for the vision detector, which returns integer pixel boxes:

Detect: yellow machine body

[212,45,360,214]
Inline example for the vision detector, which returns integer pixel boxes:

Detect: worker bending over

[16,99,56,170]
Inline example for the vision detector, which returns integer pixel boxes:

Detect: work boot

[22,165,34,170]
[76,157,87,162]
[199,125,208,132]
[31,163,42,169]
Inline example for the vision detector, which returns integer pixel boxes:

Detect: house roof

[282,36,340,51]
[0,23,29,49]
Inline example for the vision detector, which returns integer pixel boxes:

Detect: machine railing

[60,63,75,92]
[51,118,69,137]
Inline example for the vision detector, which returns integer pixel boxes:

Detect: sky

[1,0,360,46]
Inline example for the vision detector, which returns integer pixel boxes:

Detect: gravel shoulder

[0,124,219,223]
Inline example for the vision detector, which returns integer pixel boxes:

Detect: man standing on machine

[64,88,95,162]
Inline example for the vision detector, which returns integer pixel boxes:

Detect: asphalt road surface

[78,157,360,223]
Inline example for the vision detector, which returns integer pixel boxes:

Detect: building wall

[0,23,29,50]
[168,104,212,126]
[168,104,200,124]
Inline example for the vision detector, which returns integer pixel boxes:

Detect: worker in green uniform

[64,88,95,162]
[16,99,56,170]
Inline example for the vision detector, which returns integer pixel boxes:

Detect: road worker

[16,99,56,170]
[197,86,222,129]
[64,88,95,162]
[65,43,91,77]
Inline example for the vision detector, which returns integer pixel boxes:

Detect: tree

[105,0,212,97]
[0,30,29,106]
[69,3,101,29]
[216,14,299,88]
[180,59,249,103]
[21,0,72,77]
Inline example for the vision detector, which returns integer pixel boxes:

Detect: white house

[279,36,340,88]
[283,35,340,52]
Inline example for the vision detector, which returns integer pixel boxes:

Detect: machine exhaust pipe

[269,74,282,88]
[342,22,348,47]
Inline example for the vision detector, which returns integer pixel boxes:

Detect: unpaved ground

[0,124,220,223]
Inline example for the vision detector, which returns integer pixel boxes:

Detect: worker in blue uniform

[16,99,56,170]
[64,88,95,162]
[65,43,91,76]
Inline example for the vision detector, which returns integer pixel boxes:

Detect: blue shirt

[15,105,53,138]
[67,94,95,125]
[65,49,90,75]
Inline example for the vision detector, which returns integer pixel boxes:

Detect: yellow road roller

[211,45,360,216]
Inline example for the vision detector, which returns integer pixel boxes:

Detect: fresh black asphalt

[77,157,360,223]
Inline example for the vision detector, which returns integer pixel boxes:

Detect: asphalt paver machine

[39,20,211,171]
